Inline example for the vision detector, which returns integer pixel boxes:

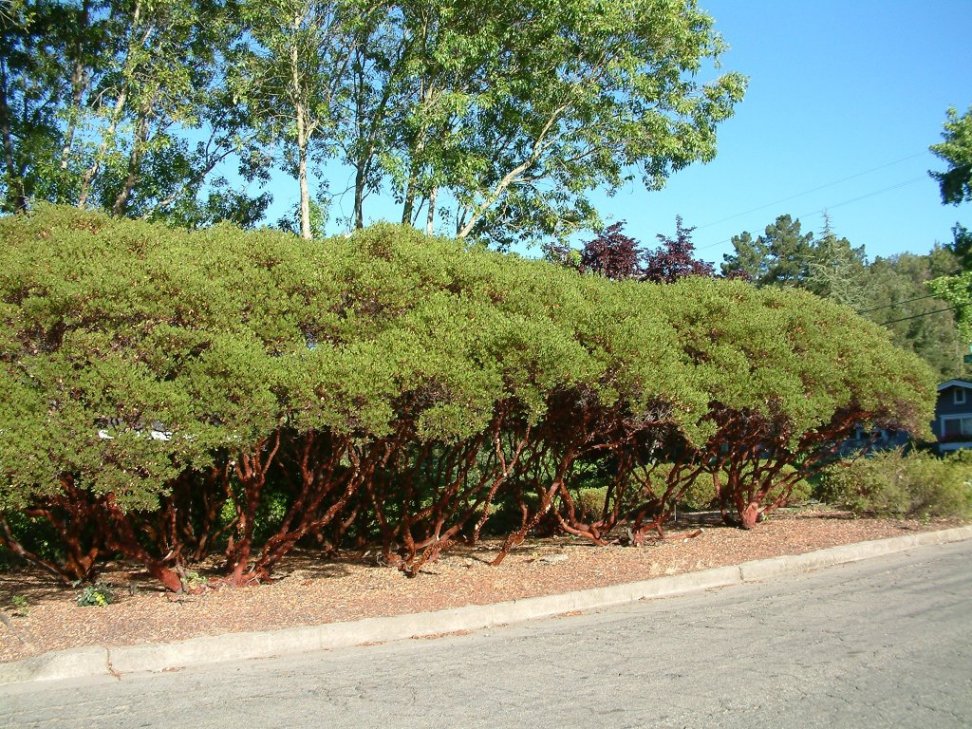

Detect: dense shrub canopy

[0,207,938,586]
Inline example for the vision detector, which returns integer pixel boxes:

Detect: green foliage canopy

[722,213,968,379]
[1,0,745,246]
[931,105,972,207]
[0,207,937,585]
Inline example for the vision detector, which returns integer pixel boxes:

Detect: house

[841,426,910,455]
[933,379,972,452]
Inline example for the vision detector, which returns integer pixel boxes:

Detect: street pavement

[2,539,971,728]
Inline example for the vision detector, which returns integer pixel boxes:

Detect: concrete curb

[4,524,971,685]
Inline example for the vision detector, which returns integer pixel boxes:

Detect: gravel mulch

[0,509,961,663]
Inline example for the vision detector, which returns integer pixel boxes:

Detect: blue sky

[264,1,972,264]
[601,0,972,264]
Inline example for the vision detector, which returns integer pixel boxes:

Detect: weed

[10,594,29,617]
[182,570,207,591]
[75,583,115,607]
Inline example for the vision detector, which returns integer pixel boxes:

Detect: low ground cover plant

[820,448,972,519]
[0,207,937,589]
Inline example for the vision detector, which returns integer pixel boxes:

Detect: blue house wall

[933,380,972,452]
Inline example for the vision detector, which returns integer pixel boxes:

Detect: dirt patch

[0,508,961,663]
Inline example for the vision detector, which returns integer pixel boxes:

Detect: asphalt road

[3,539,971,729]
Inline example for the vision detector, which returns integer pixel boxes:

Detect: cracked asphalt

[2,539,971,728]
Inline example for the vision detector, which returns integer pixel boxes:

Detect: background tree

[444,0,746,248]
[862,250,965,378]
[945,223,972,269]
[0,0,269,224]
[0,0,102,213]
[322,0,746,247]
[579,221,642,280]
[722,212,967,378]
[720,214,814,285]
[231,0,369,239]
[1,0,746,243]
[803,215,869,308]
[556,216,716,284]
[928,106,972,349]
[929,272,972,348]
[642,216,714,283]
[930,105,972,206]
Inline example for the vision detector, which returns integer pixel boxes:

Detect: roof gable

[938,379,972,392]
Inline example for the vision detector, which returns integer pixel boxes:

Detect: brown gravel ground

[0,508,964,663]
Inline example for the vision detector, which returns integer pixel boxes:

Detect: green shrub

[0,207,941,585]
[777,476,813,506]
[766,465,813,507]
[483,489,540,536]
[679,473,717,511]
[574,486,608,522]
[0,511,87,566]
[819,449,972,519]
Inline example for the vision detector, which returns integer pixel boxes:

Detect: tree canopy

[0,0,746,245]
[721,213,967,378]
[930,105,972,207]
[928,106,972,349]
[548,217,714,283]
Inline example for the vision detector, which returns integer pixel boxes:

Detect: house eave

[937,379,972,392]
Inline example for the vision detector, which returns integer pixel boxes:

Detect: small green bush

[676,468,810,512]
[0,513,66,565]
[480,489,540,536]
[574,486,608,522]
[767,466,813,507]
[680,474,717,511]
[819,449,972,519]
[784,478,813,505]
[10,594,29,617]
[75,583,115,607]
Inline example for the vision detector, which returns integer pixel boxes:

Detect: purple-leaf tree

[580,222,643,280]
[643,216,715,283]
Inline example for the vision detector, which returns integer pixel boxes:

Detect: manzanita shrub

[0,207,937,589]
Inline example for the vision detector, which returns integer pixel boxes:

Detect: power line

[694,152,927,231]
[856,293,942,314]
[879,307,954,326]
[696,175,928,253]
[817,176,926,214]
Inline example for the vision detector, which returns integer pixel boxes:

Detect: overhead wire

[650,150,955,331]
[879,307,955,326]
[856,293,942,313]
[694,151,928,231]
[695,175,928,253]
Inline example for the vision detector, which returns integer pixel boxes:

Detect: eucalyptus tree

[329,0,744,246]
[332,0,523,233]
[415,0,747,248]
[0,0,106,212]
[232,0,376,239]
[0,0,265,223]
[71,0,267,220]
